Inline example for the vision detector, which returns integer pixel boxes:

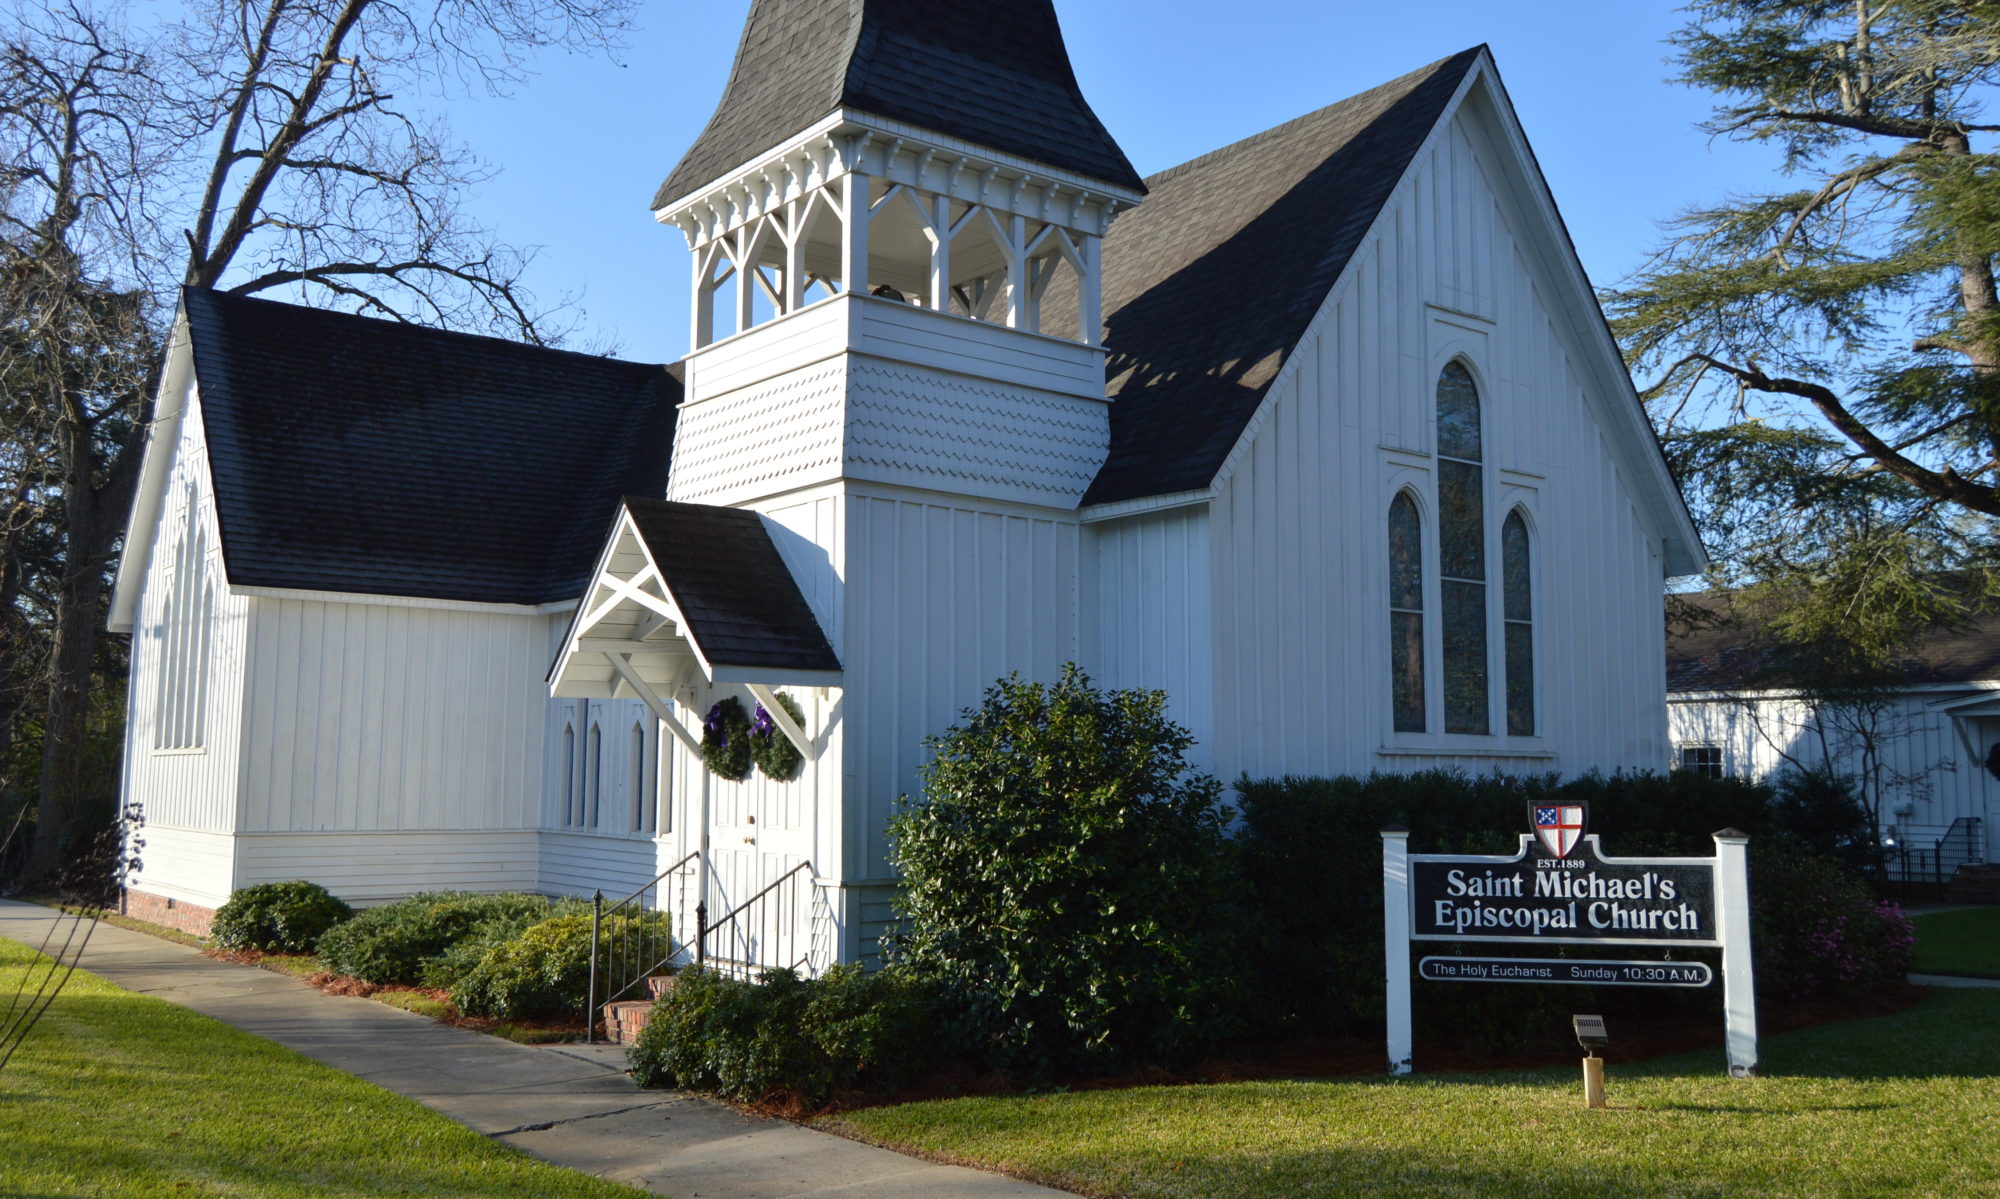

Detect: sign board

[1382,804,1756,1079]
[1410,819,1717,945]
[1417,956,1714,988]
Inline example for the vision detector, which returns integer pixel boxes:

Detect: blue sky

[445,1,1790,363]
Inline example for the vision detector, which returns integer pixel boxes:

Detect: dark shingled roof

[1060,48,1481,506]
[1666,588,2000,692]
[622,499,840,673]
[655,0,1143,208]
[182,287,679,606]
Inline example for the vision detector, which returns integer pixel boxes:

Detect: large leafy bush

[450,911,667,1022]
[628,965,940,1106]
[314,892,578,986]
[887,665,1232,1076]
[210,880,353,953]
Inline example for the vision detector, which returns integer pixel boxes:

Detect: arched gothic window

[561,723,577,826]
[586,723,602,828]
[1437,361,1488,735]
[153,520,214,751]
[1388,491,1425,733]
[1503,509,1534,736]
[631,722,653,835]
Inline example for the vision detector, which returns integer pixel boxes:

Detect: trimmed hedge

[210,881,353,953]
[627,965,941,1107]
[451,911,668,1022]
[1234,769,1899,1043]
[314,892,580,986]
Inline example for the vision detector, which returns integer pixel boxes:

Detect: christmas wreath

[750,692,806,782]
[701,697,753,781]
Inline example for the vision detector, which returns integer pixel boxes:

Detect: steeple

[655,0,1144,352]
[655,0,1143,210]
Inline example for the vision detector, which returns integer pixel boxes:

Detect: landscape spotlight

[1573,1014,1608,1054]
[1573,1015,1610,1110]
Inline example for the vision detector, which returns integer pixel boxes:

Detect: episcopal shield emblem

[1530,803,1586,858]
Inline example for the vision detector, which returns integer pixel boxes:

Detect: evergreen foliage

[1613,1,2000,709]
[886,665,1232,1077]
[627,965,942,1107]
[313,892,580,986]
[749,693,805,782]
[210,880,353,953]
[449,911,667,1022]
[700,697,753,782]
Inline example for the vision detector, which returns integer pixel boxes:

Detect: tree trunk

[23,436,111,884]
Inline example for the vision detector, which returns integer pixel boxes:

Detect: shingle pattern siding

[1063,49,1481,506]
[654,0,1143,208]
[621,499,841,673]
[183,287,679,606]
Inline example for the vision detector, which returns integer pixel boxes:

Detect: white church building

[109,0,1702,965]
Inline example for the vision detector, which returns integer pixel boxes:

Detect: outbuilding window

[153,521,214,751]
[1502,509,1534,736]
[1388,491,1425,732]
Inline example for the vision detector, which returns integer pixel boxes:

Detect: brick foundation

[120,888,217,938]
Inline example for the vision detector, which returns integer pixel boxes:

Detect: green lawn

[0,937,651,1199]
[830,988,2000,1199]
[1912,906,2000,978]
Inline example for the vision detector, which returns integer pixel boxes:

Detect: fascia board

[108,314,195,634]
[1456,63,1706,577]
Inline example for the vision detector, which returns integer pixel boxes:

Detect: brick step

[599,975,678,1045]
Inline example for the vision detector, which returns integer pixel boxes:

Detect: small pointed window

[1389,492,1425,733]
[586,724,603,828]
[561,723,577,826]
[154,521,213,751]
[1502,509,1534,737]
[631,722,654,835]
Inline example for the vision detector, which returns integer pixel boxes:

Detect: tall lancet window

[153,519,214,750]
[1389,492,1425,733]
[1437,361,1488,735]
[1503,510,1535,737]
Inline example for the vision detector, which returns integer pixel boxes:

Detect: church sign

[1409,805,1717,945]
[1381,805,1757,1078]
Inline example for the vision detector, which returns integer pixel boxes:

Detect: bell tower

[654,0,1145,510]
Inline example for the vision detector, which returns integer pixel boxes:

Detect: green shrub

[1753,842,1915,999]
[627,965,941,1106]
[210,880,354,953]
[886,665,1233,1077]
[450,911,668,1022]
[314,892,576,986]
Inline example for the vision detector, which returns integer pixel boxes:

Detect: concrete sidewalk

[0,899,1065,1199]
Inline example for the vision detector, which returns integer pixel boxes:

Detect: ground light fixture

[1573,1014,1608,1109]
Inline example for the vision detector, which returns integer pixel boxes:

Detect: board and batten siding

[1669,689,2000,852]
[1082,505,1215,774]
[1205,106,1673,783]
[238,598,557,833]
[121,386,251,907]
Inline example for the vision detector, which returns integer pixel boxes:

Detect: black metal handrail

[587,850,698,1042]
[695,859,828,981]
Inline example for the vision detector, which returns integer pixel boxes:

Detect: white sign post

[1380,819,1756,1077]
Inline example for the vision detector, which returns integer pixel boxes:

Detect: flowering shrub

[1751,843,1914,999]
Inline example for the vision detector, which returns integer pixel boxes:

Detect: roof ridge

[1139,47,1483,190]
[179,286,677,374]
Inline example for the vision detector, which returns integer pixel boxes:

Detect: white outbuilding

[110,0,1703,963]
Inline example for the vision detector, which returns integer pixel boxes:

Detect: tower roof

[654,0,1143,209]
